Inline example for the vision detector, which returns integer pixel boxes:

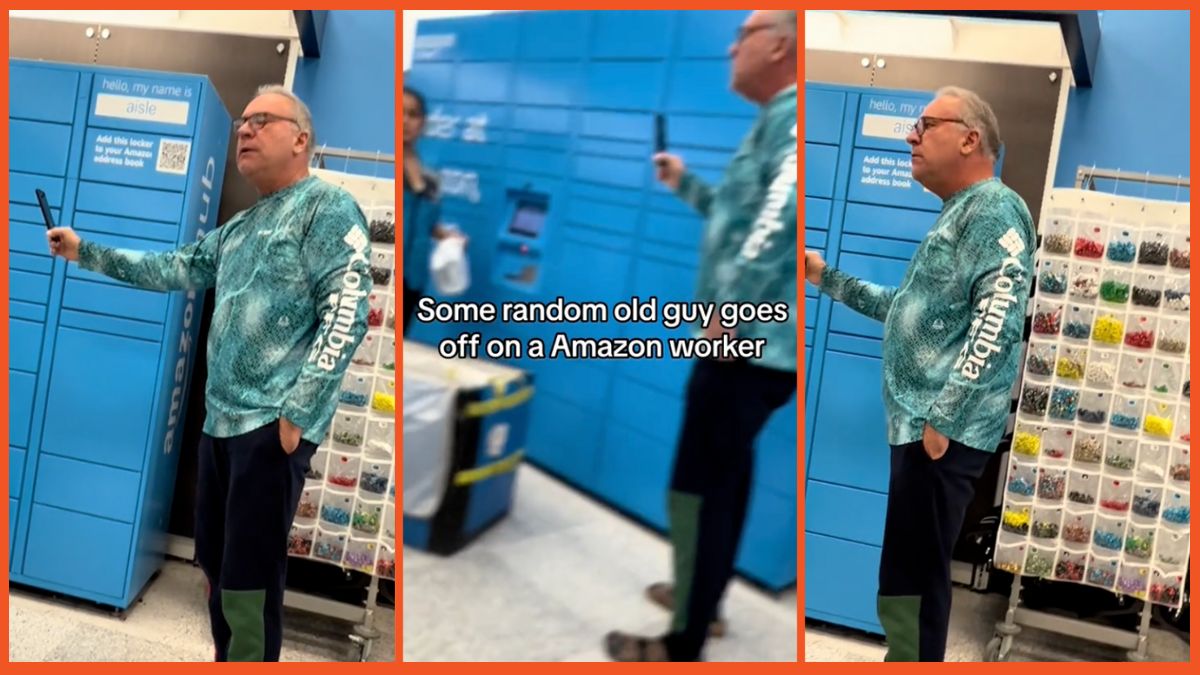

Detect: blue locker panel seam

[75,177,186,198]
[46,320,163,346]
[803,200,845,463]
[8,572,124,607]
[831,93,860,202]
[802,528,885,547]
[845,198,940,217]
[28,494,135,526]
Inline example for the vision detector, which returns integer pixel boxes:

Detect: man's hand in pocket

[280,417,303,455]
[923,423,950,461]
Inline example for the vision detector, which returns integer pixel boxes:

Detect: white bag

[430,236,470,296]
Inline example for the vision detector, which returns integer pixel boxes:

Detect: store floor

[9,559,395,662]
[805,587,1190,662]
[403,464,798,661]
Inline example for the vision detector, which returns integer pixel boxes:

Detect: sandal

[646,582,728,637]
[604,631,669,662]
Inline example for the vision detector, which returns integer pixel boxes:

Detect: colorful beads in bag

[1093,529,1122,550]
[1063,321,1090,339]
[1027,353,1054,376]
[1143,415,1173,438]
[1008,475,1034,496]
[333,430,363,446]
[288,533,313,556]
[321,504,351,526]
[352,510,381,534]
[340,391,369,407]
[345,548,376,571]
[1037,473,1065,500]
[1086,362,1115,388]
[369,217,395,243]
[1125,533,1153,559]
[1087,565,1116,587]
[1075,238,1104,258]
[1056,559,1085,581]
[1117,571,1148,595]
[1024,551,1053,577]
[1111,413,1139,430]
[1150,584,1181,605]
[1032,521,1059,538]
[1105,454,1135,471]
[1162,506,1190,525]
[1062,522,1090,543]
[1132,287,1162,307]
[361,471,389,495]
[1099,498,1129,512]
[1056,358,1084,380]
[1044,234,1072,254]
[1071,275,1099,299]
[1074,437,1103,463]
[994,560,1021,574]
[1033,308,1061,335]
[1158,337,1187,354]
[1001,509,1030,534]
[1139,240,1169,265]
[376,557,396,578]
[1106,241,1136,262]
[315,540,343,562]
[1169,247,1189,269]
[372,392,396,413]
[1069,490,1096,505]
[1092,315,1124,344]
[1124,330,1154,349]
[1040,273,1067,294]
[368,307,385,327]
[1164,289,1189,312]
[1020,388,1049,416]
[1169,463,1189,481]
[1013,432,1041,457]
[1132,494,1161,518]
[1049,389,1078,419]
[370,266,392,286]
[296,498,318,520]
[1100,280,1130,303]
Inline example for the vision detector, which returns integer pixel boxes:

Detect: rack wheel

[984,637,1002,662]
[1126,650,1148,662]
[354,622,382,640]
[348,634,372,662]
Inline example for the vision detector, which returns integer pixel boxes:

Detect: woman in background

[402,86,460,335]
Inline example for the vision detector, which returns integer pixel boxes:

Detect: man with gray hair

[805,87,1033,661]
[47,85,371,661]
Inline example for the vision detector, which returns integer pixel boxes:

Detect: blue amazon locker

[8,59,230,609]
[803,83,1004,633]
[406,11,798,590]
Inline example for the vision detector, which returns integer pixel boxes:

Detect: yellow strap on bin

[453,450,526,486]
[463,385,533,418]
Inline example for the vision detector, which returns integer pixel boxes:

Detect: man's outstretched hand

[923,423,950,461]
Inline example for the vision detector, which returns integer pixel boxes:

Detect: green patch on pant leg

[877,594,921,662]
[668,490,703,633]
[222,588,267,662]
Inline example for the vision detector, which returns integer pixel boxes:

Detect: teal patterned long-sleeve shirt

[676,83,798,373]
[77,175,372,445]
[817,178,1034,451]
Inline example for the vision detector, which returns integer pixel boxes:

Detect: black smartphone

[35,189,56,230]
[654,113,667,154]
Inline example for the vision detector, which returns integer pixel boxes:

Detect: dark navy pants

[195,420,317,662]
[877,439,991,662]
[663,358,796,661]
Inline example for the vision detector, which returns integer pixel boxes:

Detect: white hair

[936,85,1001,160]
[255,84,317,159]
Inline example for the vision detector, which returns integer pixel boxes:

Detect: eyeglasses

[233,112,300,134]
[734,23,775,44]
[913,116,968,139]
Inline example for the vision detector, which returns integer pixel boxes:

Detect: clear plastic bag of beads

[372,377,397,414]
[1138,229,1171,266]
[319,493,354,530]
[1037,466,1067,503]
[1130,484,1163,523]
[1074,221,1106,259]
[313,528,347,564]
[351,500,384,536]
[1012,423,1044,461]
[1142,400,1176,439]
[367,292,386,328]
[1116,563,1149,598]
[1025,341,1057,379]
[1099,267,1131,306]
[1072,429,1105,465]
[344,536,379,575]
[359,460,391,497]
[1154,530,1189,573]
[332,413,366,451]
[1067,470,1098,506]
[1048,386,1080,421]
[1039,258,1069,296]
[365,418,395,458]
[1069,262,1101,302]
[327,453,361,490]
[1032,300,1063,337]
[376,543,396,579]
[993,542,1026,575]
[1077,391,1110,428]
[384,502,396,542]
[1001,505,1031,536]
[1056,345,1087,382]
[1137,443,1169,484]
[306,449,328,484]
[1168,446,1189,484]
[1031,505,1063,541]
[1157,317,1188,354]
[351,334,380,369]
[1150,358,1184,400]
[1123,522,1156,561]
[339,373,371,408]
[1019,384,1050,418]
[288,525,315,557]
[1042,213,1074,256]
[1175,406,1189,445]
[1098,478,1132,514]
[1105,225,1138,264]
[1131,271,1164,308]
[1085,553,1119,589]
[1163,276,1190,313]
[1091,515,1126,555]
[1061,509,1094,548]
[1006,460,1036,499]
[1123,313,1156,351]
[1104,436,1137,474]
[370,249,394,287]
[1118,354,1149,392]
[1091,312,1125,346]
[296,486,321,522]
[381,337,396,371]
[1063,305,1094,342]
[1168,232,1189,271]
[1110,395,1144,433]
[1042,425,1073,464]
[1085,351,1117,389]
[1055,549,1087,582]
[1161,489,1190,527]
[1024,545,1055,579]
[1149,570,1185,608]
[368,207,396,244]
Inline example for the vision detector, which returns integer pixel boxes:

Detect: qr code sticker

[156,138,191,175]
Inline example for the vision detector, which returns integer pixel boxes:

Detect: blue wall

[1054,10,1190,200]
[293,10,395,177]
